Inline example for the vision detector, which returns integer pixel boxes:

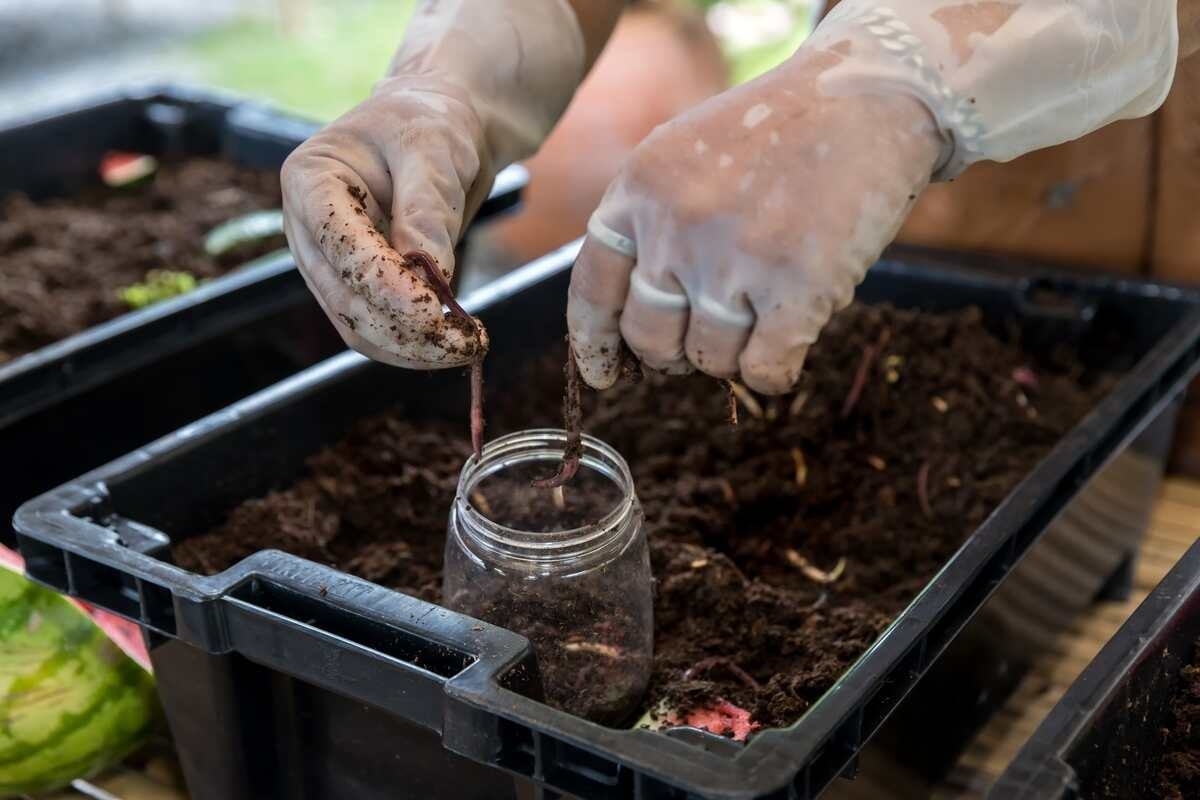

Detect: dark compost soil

[174,303,1114,732]
[0,158,282,363]
[1156,642,1200,800]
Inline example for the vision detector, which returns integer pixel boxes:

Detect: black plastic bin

[990,540,1200,799]
[14,247,1200,800]
[0,84,525,549]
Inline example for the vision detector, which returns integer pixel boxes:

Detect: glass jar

[444,429,652,725]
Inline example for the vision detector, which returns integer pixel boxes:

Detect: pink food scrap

[668,699,760,742]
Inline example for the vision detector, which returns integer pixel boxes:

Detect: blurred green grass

[186,0,810,122]
[188,2,417,121]
[726,12,811,85]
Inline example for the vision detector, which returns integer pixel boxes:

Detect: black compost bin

[14,247,1200,800]
[0,84,525,549]
[990,539,1200,800]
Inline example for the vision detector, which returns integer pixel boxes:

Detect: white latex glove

[813,0,1178,178]
[282,1,584,368]
[569,0,1178,394]
[568,50,943,395]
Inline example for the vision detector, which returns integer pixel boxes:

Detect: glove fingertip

[739,345,809,397]
[439,313,488,363]
[571,337,622,391]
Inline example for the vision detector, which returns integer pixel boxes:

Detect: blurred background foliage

[188,0,818,121]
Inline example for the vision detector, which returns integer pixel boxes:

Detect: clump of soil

[0,158,282,363]
[175,303,1113,731]
[177,422,465,595]
[1157,642,1200,799]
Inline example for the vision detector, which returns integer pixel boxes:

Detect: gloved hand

[282,0,585,368]
[567,50,943,395]
[569,0,1178,394]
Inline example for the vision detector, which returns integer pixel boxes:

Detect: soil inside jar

[174,303,1116,732]
[0,158,283,363]
[472,462,625,532]
[451,564,652,726]
[452,461,647,724]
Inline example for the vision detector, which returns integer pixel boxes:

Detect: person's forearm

[567,0,628,70]
[392,0,625,76]
[811,0,1179,178]
[385,0,624,167]
[1182,0,1200,59]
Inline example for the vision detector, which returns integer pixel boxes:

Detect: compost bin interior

[1068,593,1200,799]
[990,542,1200,800]
[20,251,1198,798]
[1149,642,1200,800]
[0,90,528,561]
[0,89,355,552]
[0,157,283,362]
[151,260,1150,736]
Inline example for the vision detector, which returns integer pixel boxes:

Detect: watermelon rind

[204,209,284,257]
[0,569,158,798]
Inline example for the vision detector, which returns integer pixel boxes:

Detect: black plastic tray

[990,540,1200,799]
[0,84,525,549]
[14,247,1200,800]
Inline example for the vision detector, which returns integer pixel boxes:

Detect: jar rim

[452,429,639,568]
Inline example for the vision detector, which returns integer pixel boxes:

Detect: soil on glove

[0,158,282,363]
[1156,642,1200,800]
[175,303,1114,731]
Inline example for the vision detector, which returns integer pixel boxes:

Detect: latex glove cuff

[810,5,980,180]
[389,0,586,167]
[810,0,1179,181]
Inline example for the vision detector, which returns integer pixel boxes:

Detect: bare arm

[1182,0,1200,58]
[567,0,629,70]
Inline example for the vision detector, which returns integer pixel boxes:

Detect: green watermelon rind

[0,568,158,797]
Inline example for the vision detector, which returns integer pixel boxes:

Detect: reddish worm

[402,250,486,460]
